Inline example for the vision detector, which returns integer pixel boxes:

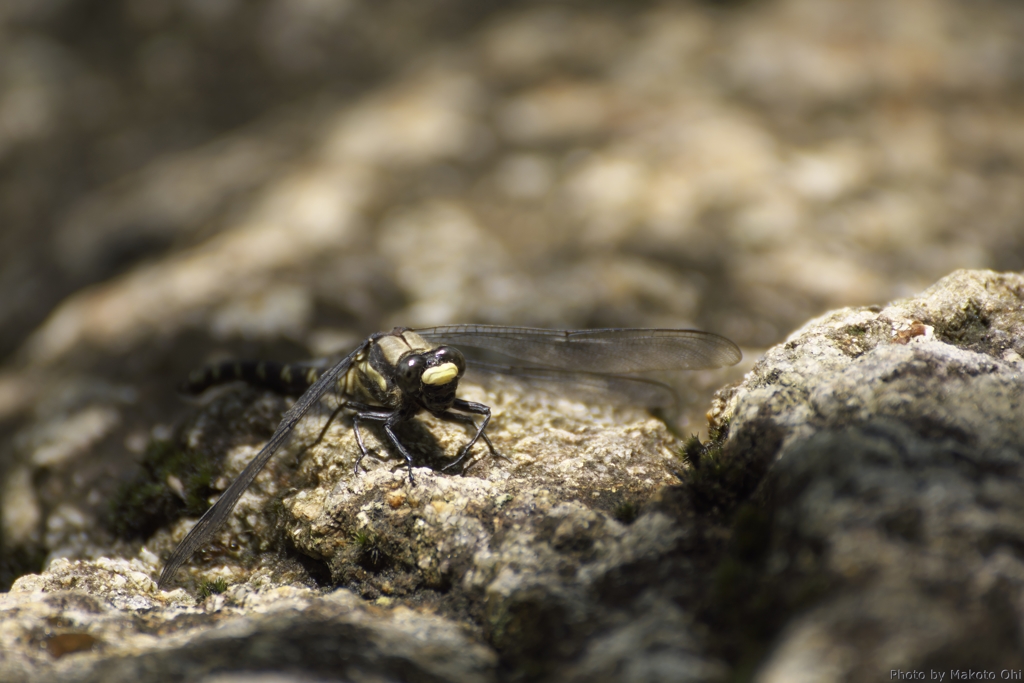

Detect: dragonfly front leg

[440,398,503,472]
[351,405,421,483]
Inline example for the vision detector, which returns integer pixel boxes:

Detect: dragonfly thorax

[351,330,467,411]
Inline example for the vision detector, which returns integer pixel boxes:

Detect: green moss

[676,418,825,678]
[712,556,761,617]
[680,433,707,464]
[612,500,639,524]
[352,528,387,570]
[197,576,229,599]
[730,504,772,562]
[486,587,571,678]
[675,417,777,518]
[705,503,835,680]
[676,429,735,515]
[106,438,221,540]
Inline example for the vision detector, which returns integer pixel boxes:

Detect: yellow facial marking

[281,366,293,383]
[421,362,459,386]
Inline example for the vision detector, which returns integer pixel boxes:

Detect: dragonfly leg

[383,414,420,484]
[299,402,348,466]
[351,408,399,475]
[349,405,420,484]
[440,398,504,472]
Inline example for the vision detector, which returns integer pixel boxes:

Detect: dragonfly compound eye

[432,346,466,375]
[397,355,426,393]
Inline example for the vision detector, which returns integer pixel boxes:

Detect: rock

[3,0,1024,675]
[1,557,497,683]
[4,269,1024,681]
[1,367,727,681]
[703,269,1024,681]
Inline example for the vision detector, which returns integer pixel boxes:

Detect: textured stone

[705,270,1024,681]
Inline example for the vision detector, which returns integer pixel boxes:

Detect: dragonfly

[156,324,741,589]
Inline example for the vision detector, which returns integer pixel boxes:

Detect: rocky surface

[2,0,1024,680]
[2,557,498,683]
[2,377,728,682]
[709,269,1024,681]
[3,269,1023,682]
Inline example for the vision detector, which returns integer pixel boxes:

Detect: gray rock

[1,369,726,682]
[704,269,1024,681]
[2,557,497,683]
[5,269,1024,681]
[3,1,1024,676]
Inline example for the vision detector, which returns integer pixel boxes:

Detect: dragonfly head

[396,345,466,409]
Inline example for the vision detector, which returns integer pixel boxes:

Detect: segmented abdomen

[179,361,322,397]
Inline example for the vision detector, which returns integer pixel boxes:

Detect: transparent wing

[465,362,678,409]
[417,325,741,373]
[157,340,368,589]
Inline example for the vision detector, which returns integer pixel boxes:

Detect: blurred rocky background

[1,0,1023,680]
